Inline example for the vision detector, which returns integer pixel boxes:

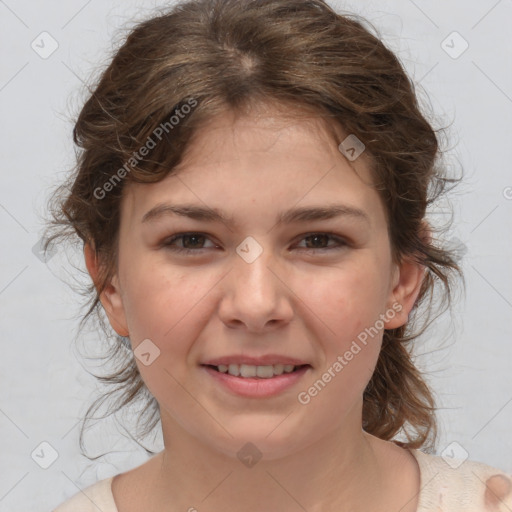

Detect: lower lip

[201,365,310,398]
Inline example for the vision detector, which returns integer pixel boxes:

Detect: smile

[201,364,311,398]
[207,363,307,378]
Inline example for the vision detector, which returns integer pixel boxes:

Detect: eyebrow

[141,202,370,228]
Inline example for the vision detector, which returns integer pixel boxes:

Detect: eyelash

[160,232,348,255]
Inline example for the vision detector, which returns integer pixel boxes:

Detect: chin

[202,419,319,463]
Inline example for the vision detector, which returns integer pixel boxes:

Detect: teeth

[240,364,257,378]
[214,363,301,378]
[228,364,240,376]
[256,365,273,378]
[273,364,284,375]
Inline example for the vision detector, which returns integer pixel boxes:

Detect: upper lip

[201,355,310,366]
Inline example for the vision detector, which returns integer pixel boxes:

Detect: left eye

[295,233,347,251]
[161,232,347,255]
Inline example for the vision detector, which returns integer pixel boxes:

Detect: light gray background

[1,0,511,510]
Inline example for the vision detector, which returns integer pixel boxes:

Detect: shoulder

[410,448,512,512]
[52,476,118,512]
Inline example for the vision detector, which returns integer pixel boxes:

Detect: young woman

[46,0,512,510]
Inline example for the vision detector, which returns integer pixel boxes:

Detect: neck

[151,413,386,511]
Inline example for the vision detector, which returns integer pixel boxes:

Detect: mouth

[201,362,311,398]
[202,363,310,379]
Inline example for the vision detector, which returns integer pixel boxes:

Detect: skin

[85,104,425,512]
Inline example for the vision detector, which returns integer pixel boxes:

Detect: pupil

[306,234,328,248]
[183,234,204,248]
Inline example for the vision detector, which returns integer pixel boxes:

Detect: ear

[84,242,129,337]
[384,222,431,330]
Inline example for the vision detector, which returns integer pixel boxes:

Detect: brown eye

[180,234,207,249]
[304,234,330,249]
[162,232,217,254]
[295,233,347,252]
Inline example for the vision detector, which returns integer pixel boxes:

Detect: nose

[217,244,294,333]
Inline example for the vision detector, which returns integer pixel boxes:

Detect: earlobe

[384,221,431,330]
[83,242,129,337]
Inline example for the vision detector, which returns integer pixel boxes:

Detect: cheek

[121,262,208,338]
[295,262,387,399]
[296,271,385,419]
[120,267,215,398]
[304,261,390,336]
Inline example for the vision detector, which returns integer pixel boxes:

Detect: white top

[52,448,512,511]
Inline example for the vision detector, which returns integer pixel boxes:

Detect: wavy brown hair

[43,0,463,458]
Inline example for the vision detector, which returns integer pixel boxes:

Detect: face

[88,105,423,460]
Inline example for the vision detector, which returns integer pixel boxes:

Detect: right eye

[161,232,219,255]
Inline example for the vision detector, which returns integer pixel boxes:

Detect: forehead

[120,107,384,228]
[174,106,362,171]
